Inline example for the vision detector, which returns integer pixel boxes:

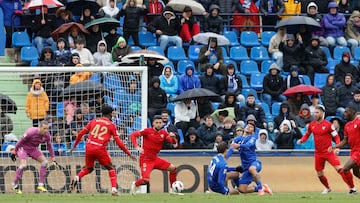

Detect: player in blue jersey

[207,142,240,195]
[226,123,273,195]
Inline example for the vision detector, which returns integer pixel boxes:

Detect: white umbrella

[121,50,169,64]
[193,32,230,46]
[167,0,205,15]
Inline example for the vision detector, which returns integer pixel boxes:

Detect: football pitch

[2,193,360,203]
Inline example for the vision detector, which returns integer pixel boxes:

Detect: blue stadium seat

[320,46,333,60]
[314,73,329,89]
[167,46,188,62]
[211,102,220,110]
[224,30,240,46]
[139,31,157,47]
[133,116,142,130]
[261,60,274,73]
[127,36,134,46]
[327,59,339,74]
[240,60,260,76]
[354,47,360,61]
[147,46,165,56]
[239,74,250,89]
[261,31,276,47]
[12,31,31,47]
[166,102,175,118]
[103,73,122,91]
[221,46,230,60]
[188,45,203,62]
[250,46,270,61]
[177,59,196,75]
[230,46,249,62]
[30,60,38,66]
[89,72,101,83]
[131,46,142,51]
[240,31,260,47]
[333,46,352,60]
[242,88,259,101]
[258,102,270,117]
[250,73,265,91]
[20,46,39,62]
[301,75,311,85]
[271,102,282,116]
[116,27,123,35]
[56,102,64,118]
[177,128,185,144]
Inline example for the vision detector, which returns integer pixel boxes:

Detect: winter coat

[183,128,206,149]
[334,57,359,84]
[198,43,224,71]
[177,66,201,94]
[25,79,49,120]
[240,102,266,128]
[93,40,112,66]
[220,74,242,96]
[323,11,346,38]
[99,0,120,18]
[147,6,181,37]
[199,65,221,94]
[32,14,57,38]
[273,102,294,129]
[111,37,132,62]
[159,66,178,95]
[71,48,94,65]
[259,0,284,14]
[279,41,304,72]
[294,103,313,128]
[338,0,352,15]
[337,83,359,108]
[120,3,147,32]
[203,4,223,34]
[275,120,302,149]
[268,31,283,54]
[345,10,360,41]
[303,42,327,68]
[321,76,338,115]
[38,47,57,66]
[262,65,284,98]
[148,77,168,109]
[174,100,197,124]
[301,0,332,14]
[54,39,72,66]
[196,123,218,146]
[256,129,275,150]
[218,92,242,122]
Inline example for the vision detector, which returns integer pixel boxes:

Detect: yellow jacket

[25,79,49,120]
[70,72,92,85]
[282,0,301,19]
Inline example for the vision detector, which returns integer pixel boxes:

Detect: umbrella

[166,0,205,15]
[283,84,322,97]
[121,49,169,64]
[0,93,17,114]
[66,0,100,16]
[171,88,219,102]
[84,17,120,32]
[23,0,64,10]
[275,16,321,34]
[62,80,105,96]
[193,32,230,46]
[51,22,90,40]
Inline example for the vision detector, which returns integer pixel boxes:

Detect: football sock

[231,178,240,188]
[39,165,47,184]
[318,175,330,189]
[108,169,117,188]
[78,167,91,179]
[13,168,23,185]
[169,170,177,186]
[338,168,354,188]
[135,179,149,187]
[254,174,263,190]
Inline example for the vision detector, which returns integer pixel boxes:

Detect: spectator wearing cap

[159,65,179,98]
[334,52,360,87]
[71,38,94,66]
[279,33,305,73]
[255,129,275,150]
[198,37,226,75]
[179,6,200,43]
[336,73,358,118]
[55,38,72,66]
[183,127,206,149]
[262,63,286,109]
[323,2,347,48]
[199,63,221,95]
[241,94,266,129]
[93,40,112,66]
[285,65,304,90]
[68,53,81,66]
[321,74,338,116]
[177,63,201,94]
[346,10,360,55]
[197,115,218,146]
[275,119,302,149]
[219,64,244,103]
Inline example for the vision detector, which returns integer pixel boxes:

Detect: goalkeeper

[10,121,59,194]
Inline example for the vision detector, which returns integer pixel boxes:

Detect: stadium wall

[0,151,353,194]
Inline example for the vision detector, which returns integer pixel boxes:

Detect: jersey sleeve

[240,136,256,149]
[300,123,312,142]
[73,121,91,148]
[14,131,30,152]
[46,133,55,158]
[130,129,145,147]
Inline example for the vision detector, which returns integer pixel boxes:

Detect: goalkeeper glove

[10,153,16,162]
[235,165,243,173]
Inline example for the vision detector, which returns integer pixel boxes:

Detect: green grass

[2,193,360,203]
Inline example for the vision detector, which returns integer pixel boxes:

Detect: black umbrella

[0,93,17,114]
[66,0,100,16]
[84,17,120,32]
[275,16,321,34]
[62,80,105,96]
[171,88,219,102]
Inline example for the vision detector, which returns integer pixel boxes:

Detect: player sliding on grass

[226,123,272,195]
[297,105,355,194]
[10,121,59,194]
[69,105,137,196]
[130,115,181,195]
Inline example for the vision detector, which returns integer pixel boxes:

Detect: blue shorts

[239,160,262,185]
[209,185,230,195]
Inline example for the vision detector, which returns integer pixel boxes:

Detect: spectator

[346,10,360,56]
[183,127,206,149]
[147,6,182,50]
[338,0,352,18]
[294,103,313,129]
[199,63,221,94]
[219,64,244,103]
[52,134,68,156]
[285,65,304,90]
[334,52,359,86]
[0,0,22,48]
[259,0,284,31]
[66,25,87,50]
[262,63,286,108]
[123,78,141,114]
[161,110,178,133]
[309,94,320,116]
[266,121,278,143]
[159,65,179,98]
[174,98,200,136]
[55,7,74,27]
[86,25,103,54]
[281,0,301,20]
[79,102,96,122]
[329,116,346,147]
[303,36,329,85]
[306,2,328,47]
[65,96,77,125]
[273,101,294,130]
[274,119,302,149]
[218,92,242,122]
[37,47,57,67]
[301,0,332,14]
[3,133,17,152]
[55,38,72,66]
[26,79,49,127]
[323,2,347,48]
[111,36,132,62]
[268,28,286,68]
[78,7,95,25]
[208,133,224,150]
[255,129,274,150]
[105,27,120,52]
[93,40,112,66]
[99,0,120,18]
[198,37,226,75]
[146,0,164,23]
[70,109,87,140]
[67,53,81,66]
[211,109,229,129]
[177,63,201,94]
[196,97,214,121]
[229,125,243,144]
[279,34,305,73]
[32,6,57,55]
[71,38,94,66]
[0,109,13,145]
[147,58,164,82]
[179,6,200,43]
[232,0,260,33]
[240,94,266,129]
[120,0,147,47]
[218,116,236,143]
[347,89,360,112]
[70,71,92,85]
[203,4,223,34]
[287,93,311,118]
[148,76,168,120]
[321,74,338,116]
[244,114,260,138]
[196,115,218,146]
[336,73,359,118]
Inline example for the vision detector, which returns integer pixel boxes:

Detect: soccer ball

[172,181,184,193]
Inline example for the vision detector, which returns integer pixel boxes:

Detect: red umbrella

[51,22,90,40]
[283,84,322,97]
[23,0,64,10]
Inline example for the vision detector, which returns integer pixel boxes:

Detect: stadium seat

[223,59,238,73]
[56,102,64,118]
[139,31,157,47]
[177,60,196,75]
[131,46,142,51]
[133,116,142,129]
[271,102,282,116]
[166,102,175,120]
[258,102,271,118]
[261,31,276,47]
[177,128,185,144]
[30,60,38,67]
[354,47,360,61]
[103,73,122,91]
[333,46,352,60]
[239,74,250,89]
[20,46,39,62]
[89,72,101,83]
[188,45,203,62]
[250,73,265,91]
[250,46,270,61]
[127,36,134,46]
[326,59,339,74]
[12,31,31,47]
[224,30,240,46]
[147,46,165,56]
[116,27,123,35]
[242,88,259,101]
[240,60,260,76]
[211,102,220,110]
[301,74,311,85]
[230,46,249,62]
[320,46,333,60]
[167,46,188,62]
[314,73,329,89]
[240,31,260,47]
[221,47,230,60]
[261,60,274,73]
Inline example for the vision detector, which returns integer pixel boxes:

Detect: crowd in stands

[2,0,360,152]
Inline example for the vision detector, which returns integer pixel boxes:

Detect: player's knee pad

[41,160,48,167]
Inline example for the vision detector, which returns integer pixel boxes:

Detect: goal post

[0,66,147,194]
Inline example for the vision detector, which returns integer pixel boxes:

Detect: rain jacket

[274,102,294,129]
[120,0,147,32]
[177,64,201,94]
[25,79,49,120]
[255,129,274,150]
[323,3,346,38]
[334,52,359,84]
[282,0,301,19]
[203,4,223,34]
[262,63,284,98]
[93,40,112,66]
[159,65,179,95]
[321,74,338,115]
[147,6,181,37]
[345,10,360,41]
[199,64,221,94]
[111,36,132,62]
[275,120,302,149]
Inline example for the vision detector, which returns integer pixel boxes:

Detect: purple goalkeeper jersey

[15,127,55,158]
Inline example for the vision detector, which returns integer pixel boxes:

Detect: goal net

[0,66,148,194]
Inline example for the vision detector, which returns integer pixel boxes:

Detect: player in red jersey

[330,105,359,194]
[297,105,354,194]
[69,105,137,196]
[130,115,180,194]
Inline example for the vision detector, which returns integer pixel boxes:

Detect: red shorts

[85,147,112,168]
[139,156,171,179]
[350,151,360,166]
[314,152,341,172]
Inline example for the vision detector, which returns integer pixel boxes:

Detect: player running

[130,115,180,195]
[69,105,137,196]
[208,142,241,195]
[297,105,354,194]
[10,121,59,194]
[329,104,359,194]
[226,123,272,195]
